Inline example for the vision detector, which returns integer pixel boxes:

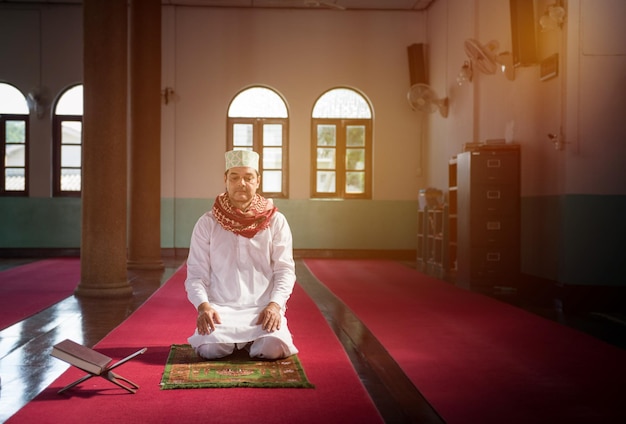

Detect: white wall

[161,7,428,201]
[2,1,624,270]
[0,5,82,197]
[424,0,626,286]
[426,0,626,197]
[565,0,626,195]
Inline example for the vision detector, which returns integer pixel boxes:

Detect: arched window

[0,82,29,196]
[311,87,372,199]
[227,86,289,198]
[53,84,83,197]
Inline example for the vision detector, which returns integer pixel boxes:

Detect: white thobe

[185,210,298,355]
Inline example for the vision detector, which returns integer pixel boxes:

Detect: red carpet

[304,259,626,424]
[7,264,383,424]
[0,258,80,330]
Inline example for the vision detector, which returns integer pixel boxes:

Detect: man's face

[225,166,260,209]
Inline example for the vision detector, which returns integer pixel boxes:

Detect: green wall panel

[521,195,626,286]
[559,195,626,286]
[165,198,419,251]
[173,198,214,248]
[521,196,561,281]
[161,197,175,248]
[0,197,81,248]
[3,195,624,289]
[278,199,419,250]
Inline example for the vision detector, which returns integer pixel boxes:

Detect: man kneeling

[185,150,298,360]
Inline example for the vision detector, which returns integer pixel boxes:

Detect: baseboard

[0,247,415,261]
[555,285,626,313]
[0,248,80,258]
[517,273,625,313]
[170,248,416,261]
[1,247,620,312]
[161,248,189,258]
[294,249,415,261]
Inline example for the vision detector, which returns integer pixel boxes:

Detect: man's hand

[257,302,281,332]
[197,302,221,335]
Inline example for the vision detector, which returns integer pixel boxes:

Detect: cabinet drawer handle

[487,190,501,199]
[487,159,501,168]
[487,221,501,230]
[486,252,501,261]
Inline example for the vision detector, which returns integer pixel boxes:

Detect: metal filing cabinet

[455,145,520,293]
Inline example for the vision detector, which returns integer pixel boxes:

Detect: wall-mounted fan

[26,86,50,119]
[407,83,449,118]
[463,38,499,75]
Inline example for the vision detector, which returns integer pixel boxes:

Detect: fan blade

[436,98,449,118]
[407,84,447,117]
[464,38,497,75]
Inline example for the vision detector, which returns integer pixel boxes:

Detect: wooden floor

[1,257,625,423]
[0,257,182,423]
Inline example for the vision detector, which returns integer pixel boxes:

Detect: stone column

[127,0,164,270]
[76,0,132,298]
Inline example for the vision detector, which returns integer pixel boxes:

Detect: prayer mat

[160,344,314,389]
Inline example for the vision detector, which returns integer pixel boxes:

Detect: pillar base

[75,283,133,299]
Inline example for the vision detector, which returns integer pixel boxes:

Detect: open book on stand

[51,339,147,394]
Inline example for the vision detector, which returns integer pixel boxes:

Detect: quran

[50,339,147,394]
[52,339,112,375]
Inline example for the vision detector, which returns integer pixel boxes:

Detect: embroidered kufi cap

[225,149,259,171]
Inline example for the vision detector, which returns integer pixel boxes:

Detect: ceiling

[0,0,437,12]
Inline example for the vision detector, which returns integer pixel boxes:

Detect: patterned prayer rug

[160,344,314,389]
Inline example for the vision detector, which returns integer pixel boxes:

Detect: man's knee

[249,337,288,360]
[196,343,235,359]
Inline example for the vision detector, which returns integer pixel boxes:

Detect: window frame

[310,118,372,199]
[226,116,289,199]
[0,114,29,197]
[52,114,83,197]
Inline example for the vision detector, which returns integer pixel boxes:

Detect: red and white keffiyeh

[212,192,277,238]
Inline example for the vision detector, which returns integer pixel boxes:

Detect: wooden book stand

[51,339,147,394]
